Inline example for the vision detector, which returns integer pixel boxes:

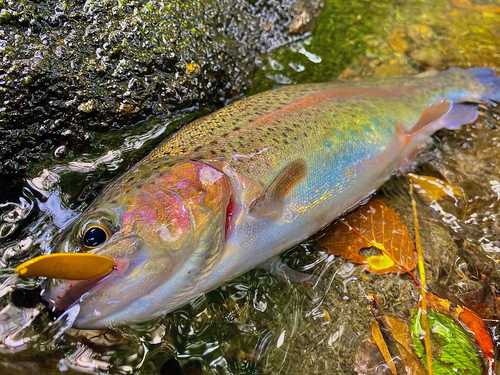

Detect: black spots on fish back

[210,140,218,145]
[194,146,202,152]
[222,132,229,137]
[210,150,217,155]
[233,127,240,131]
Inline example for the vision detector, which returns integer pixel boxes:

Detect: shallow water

[1,0,500,374]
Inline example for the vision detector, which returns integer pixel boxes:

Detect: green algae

[251,0,500,92]
[250,0,395,93]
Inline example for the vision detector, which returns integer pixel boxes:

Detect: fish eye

[82,225,109,248]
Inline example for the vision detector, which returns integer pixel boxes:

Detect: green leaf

[410,309,482,375]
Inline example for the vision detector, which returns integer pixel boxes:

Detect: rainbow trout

[44,68,500,328]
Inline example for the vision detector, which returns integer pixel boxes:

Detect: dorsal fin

[406,98,452,137]
[250,159,307,220]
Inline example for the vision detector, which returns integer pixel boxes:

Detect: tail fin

[459,67,500,104]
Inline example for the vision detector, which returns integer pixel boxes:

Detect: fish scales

[43,68,500,328]
[149,70,483,187]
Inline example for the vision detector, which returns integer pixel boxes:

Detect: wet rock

[289,6,314,35]
[0,0,323,192]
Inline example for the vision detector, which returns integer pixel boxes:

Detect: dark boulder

[0,0,322,196]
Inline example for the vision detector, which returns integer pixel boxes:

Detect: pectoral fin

[250,159,307,220]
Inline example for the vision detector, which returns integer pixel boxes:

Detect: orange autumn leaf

[426,293,494,361]
[426,293,452,313]
[317,199,417,279]
[371,320,397,375]
[456,306,494,361]
[385,316,427,375]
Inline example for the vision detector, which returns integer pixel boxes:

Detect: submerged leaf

[410,309,482,375]
[407,173,464,203]
[426,293,494,362]
[407,173,467,220]
[456,306,494,361]
[371,320,397,375]
[385,317,427,375]
[371,316,427,375]
[317,199,416,277]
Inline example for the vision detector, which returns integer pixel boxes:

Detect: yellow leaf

[15,253,116,280]
[371,320,397,375]
[385,316,427,375]
[317,199,417,280]
[366,254,395,269]
[407,173,463,203]
[410,183,433,374]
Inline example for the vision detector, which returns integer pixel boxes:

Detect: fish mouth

[44,257,130,312]
[47,278,101,311]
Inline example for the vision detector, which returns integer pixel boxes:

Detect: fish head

[43,159,232,328]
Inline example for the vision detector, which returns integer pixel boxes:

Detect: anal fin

[249,159,307,220]
[406,98,452,137]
